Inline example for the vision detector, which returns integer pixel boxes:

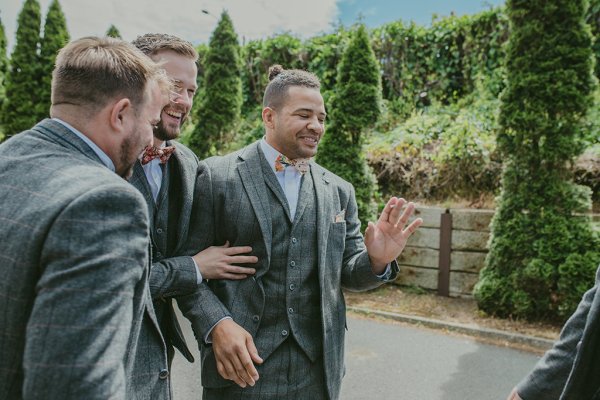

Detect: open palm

[364,197,423,272]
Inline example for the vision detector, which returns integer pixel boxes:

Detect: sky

[0,0,504,52]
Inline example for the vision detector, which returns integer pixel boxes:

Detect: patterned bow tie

[274,154,310,175]
[141,145,176,165]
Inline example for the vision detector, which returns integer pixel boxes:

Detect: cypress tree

[189,11,242,157]
[1,0,41,137]
[106,24,121,39]
[474,0,600,320]
[317,24,381,226]
[0,14,8,140]
[38,0,69,121]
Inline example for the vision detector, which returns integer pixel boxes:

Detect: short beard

[119,135,136,180]
[154,119,181,142]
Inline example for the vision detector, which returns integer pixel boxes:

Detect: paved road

[171,309,542,400]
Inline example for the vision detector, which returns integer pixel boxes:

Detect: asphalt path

[171,308,542,400]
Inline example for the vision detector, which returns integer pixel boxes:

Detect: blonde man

[0,36,171,399]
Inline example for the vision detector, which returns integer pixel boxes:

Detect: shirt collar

[52,118,116,172]
[260,138,284,174]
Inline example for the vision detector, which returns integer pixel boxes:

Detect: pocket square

[334,209,346,223]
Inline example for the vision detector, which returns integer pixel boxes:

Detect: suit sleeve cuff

[190,256,203,284]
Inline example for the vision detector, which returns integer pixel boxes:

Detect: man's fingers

[389,198,408,226]
[377,197,397,225]
[402,217,423,237]
[246,337,263,365]
[394,201,415,228]
[226,255,259,265]
[224,245,254,256]
[226,265,256,275]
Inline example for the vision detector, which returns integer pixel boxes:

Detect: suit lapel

[129,162,156,221]
[170,143,195,254]
[312,163,333,281]
[237,143,273,271]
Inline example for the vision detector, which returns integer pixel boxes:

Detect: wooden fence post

[437,209,452,297]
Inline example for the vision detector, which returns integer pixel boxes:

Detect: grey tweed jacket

[517,264,600,400]
[182,140,399,400]
[0,119,169,399]
[129,142,208,363]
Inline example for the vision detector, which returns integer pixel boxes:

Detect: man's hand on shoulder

[193,241,258,280]
[365,197,422,274]
[212,318,263,387]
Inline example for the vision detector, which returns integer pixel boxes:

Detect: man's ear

[109,98,132,132]
[262,107,276,129]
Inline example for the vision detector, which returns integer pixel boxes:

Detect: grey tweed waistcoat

[255,160,322,363]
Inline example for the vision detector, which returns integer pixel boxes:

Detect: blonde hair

[132,33,198,61]
[51,36,170,114]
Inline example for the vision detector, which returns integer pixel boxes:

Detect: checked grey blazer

[516,264,600,400]
[183,140,399,400]
[0,119,169,399]
[129,141,208,364]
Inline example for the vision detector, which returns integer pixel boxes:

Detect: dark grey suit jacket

[129,142,207,362]
[183,141,398,400]
[0,119,169,399]
[517,264,600,400]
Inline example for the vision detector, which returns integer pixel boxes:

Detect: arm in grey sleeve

[148,256,199,300]
[516,269,599,400]
[340,184,399,291]
[23,186,150,399]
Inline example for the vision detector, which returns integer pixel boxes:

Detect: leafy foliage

[38,0,69,121]
[1,0,41,138]
[105,24,121,39]
[0,14,8,140]
[318,25,381,226]
[188,11,242,158]
[474,0,600,321]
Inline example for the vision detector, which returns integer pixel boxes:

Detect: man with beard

[188,65,423,400]
[130,34,258,366]
[0,37,172,399]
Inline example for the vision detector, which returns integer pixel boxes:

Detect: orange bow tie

[274,154,310,175]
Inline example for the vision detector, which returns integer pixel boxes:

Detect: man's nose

[307,118,323,134]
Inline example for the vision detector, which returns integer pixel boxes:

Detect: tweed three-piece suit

[184,140,399,400]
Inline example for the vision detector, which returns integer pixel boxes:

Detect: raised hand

[193,241,258,280]
[211,319,263,387]
[364,197,423,273]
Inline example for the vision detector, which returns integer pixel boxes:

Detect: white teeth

[165,110,182,118]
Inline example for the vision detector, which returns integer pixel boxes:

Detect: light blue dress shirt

[52,118,115,172]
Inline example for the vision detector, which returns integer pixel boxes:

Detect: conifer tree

[38,0,69,121]
[317,24,381,226]
[0,14,9,140]
[475,0,600,320]
[189,11,242,157]
[106,24,121,39]
[1,0,41,137]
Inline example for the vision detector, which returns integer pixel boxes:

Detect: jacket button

[159,368,169,380]
[281,330,288,336]
[291,237,297,244]
[252,315,260,322]
[156,228,164,234]
[290,261,296,267]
